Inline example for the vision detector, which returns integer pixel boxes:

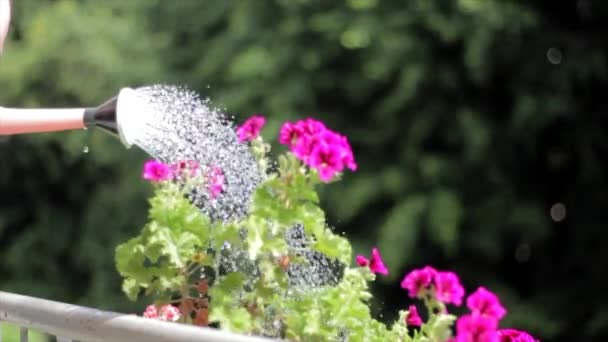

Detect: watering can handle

[0,106,88,135]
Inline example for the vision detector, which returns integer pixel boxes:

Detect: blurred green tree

[1,1,607,341]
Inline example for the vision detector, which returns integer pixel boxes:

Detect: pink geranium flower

[298,118,326,135]
[171,160,199,178]
[237,115,266,142]
[158,304,181,322]
[497,329,538,342]
[206,166,225,199]
[455,314,499,342]
[434,271,465,306]
[406,305,423,327]
[309,142,344,182]
[401,266,437,298]
[142,160,173,182]
[355,255,369,267]
[337,135,358,171]
[279,121,304,148]
[142,304,158,319]
[292,133,320,164]
[467,287,507,321]
[143,304,181,322]
[279,117,357,179]
[355,247,389,275]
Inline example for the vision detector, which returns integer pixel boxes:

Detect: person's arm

[0,0,10,54]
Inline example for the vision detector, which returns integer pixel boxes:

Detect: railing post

[19,327,28,342]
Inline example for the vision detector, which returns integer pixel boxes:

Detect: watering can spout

[84,96,118,136]
[0,87,137,147]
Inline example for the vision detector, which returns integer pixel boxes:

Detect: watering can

[0,88,141,148]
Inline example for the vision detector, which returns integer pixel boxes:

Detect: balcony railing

[0,291,272,342]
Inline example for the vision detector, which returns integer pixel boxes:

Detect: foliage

[115,120,537,341]
[115,131,445,340]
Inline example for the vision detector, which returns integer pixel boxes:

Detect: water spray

[0,85,263,221]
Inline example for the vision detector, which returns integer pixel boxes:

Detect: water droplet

[547,47,562,65]
[83,145,89,153]
[515,243,531,263]
[124,85,263,221]
[550,202,567,222]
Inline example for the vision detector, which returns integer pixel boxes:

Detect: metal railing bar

[19,326,28,342]
[0,291,274,342]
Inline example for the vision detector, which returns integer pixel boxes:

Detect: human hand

[0,0,10,54]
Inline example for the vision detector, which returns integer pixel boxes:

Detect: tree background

[1,1,607,341]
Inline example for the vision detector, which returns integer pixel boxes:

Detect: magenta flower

[158,304,181,322]
[292,133,320,165]
[298,117,327,135]
[171,160,199,178]
[206,166,225,199]
[237,115,266,142]
[279,117,357,179]
[455,314,499,342]
[497,329,538,342]
[309,142,344,182]
[467,287,507,321]
[337,135,358,171]
[142,304,158,319]
[143,304,181,322]
[401,266,437,298]
[434,271,465,306]
[355,255,369,267]
[142,160,173,182]
[278,121,304,148]
[356,247,389,275]
[406,305,423,327]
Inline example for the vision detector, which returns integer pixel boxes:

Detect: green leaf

[423,313,457,341]
[122,278,140,301]
[377,195,427,278]
[427,189,462,256]
[219,272,246,293]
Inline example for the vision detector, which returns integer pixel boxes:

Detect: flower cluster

[129,115,540,341]
[452,286,511,342]
[401,265,465,306]
[142,160,224,198]
[356,247,389,275]
[497,329,539,342]
[279,118,357,182]
[142,304,182,322]
[397,265,537,341]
